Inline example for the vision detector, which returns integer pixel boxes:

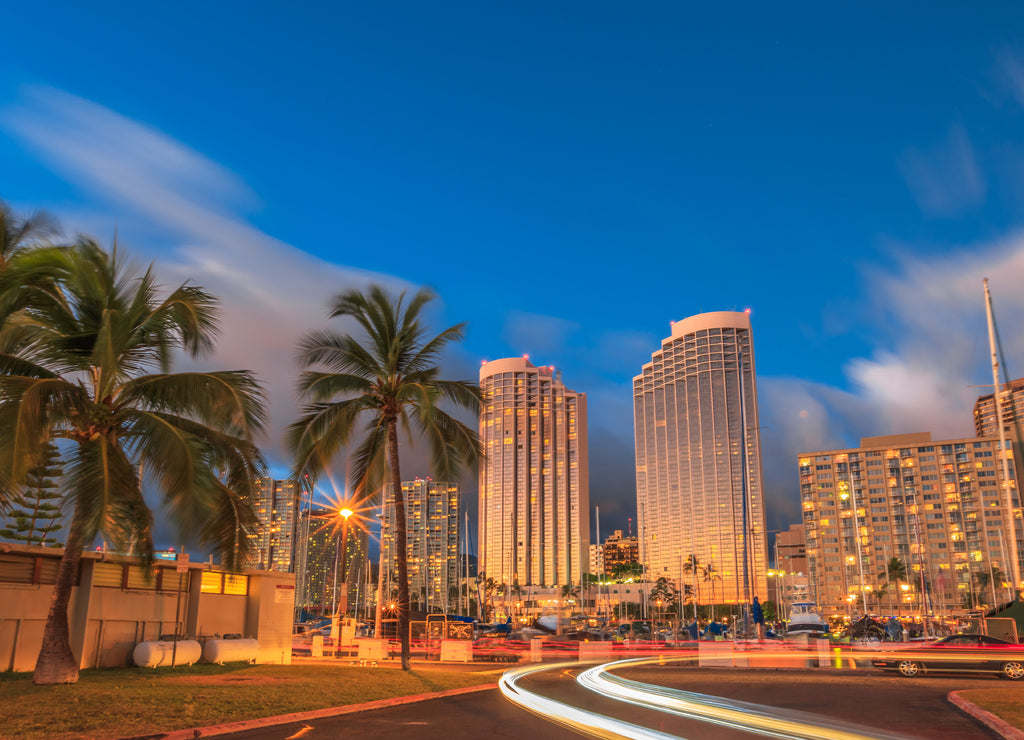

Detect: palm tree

[288,285,482,670]
[0,200,59,270]
[0,239,267,684]
[561,582,581,631]
[703,562,723,620]
[683,554,705,619]
[649,576,677,624]
[990,565,1009,604]
[973,570,993,608]
[872,584,889,611]
[479,574,502,622]
[879,557,907,615]
[510,580,524,623]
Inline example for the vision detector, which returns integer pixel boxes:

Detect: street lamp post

[336,507,354,621]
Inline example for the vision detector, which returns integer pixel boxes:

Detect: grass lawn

[0,663,499,739]
[958,686,1024,731]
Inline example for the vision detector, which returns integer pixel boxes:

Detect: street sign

[176,553,190,573]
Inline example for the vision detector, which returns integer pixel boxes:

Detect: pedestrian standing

[752,596,765,641]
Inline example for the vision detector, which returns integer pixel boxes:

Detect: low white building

[0,542,294,671]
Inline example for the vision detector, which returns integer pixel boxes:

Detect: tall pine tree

[1,442,64,546]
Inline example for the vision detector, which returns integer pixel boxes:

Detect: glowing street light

[335,507,354,620]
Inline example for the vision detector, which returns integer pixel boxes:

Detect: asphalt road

[214,665,1007,740]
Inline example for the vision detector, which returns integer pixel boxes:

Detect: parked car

[872,634,1024,680]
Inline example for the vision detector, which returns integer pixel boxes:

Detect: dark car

[872,634,1024,680]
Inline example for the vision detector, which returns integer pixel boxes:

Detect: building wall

[478,357,590,588]
[974,377,1024,438]
[602,530,639,577]
[799,432,1022,616]
[248,478,301,572]
[589,544,604,575]
[381,479,460,611]
[634,311,768,603]
[0,544,293,672]
[775,522,808,574]
[488,582,657,623]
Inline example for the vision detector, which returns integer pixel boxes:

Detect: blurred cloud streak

[2,85,413,470]
[5,84,1024,553]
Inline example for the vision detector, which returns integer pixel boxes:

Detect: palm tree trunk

[387,418,411,670]
[33,498,87,685]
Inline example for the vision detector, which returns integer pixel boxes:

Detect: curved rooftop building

[633,311,768,605]
[478,357,589,588]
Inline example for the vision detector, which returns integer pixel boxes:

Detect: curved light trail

[501,657,914,740]
[577,657,912,740]
[499,660,686,740]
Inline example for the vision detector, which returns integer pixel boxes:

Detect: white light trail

[499,660,687,740]
[577,657,913,740]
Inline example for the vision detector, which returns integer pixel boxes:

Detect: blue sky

[4,3,1024,548]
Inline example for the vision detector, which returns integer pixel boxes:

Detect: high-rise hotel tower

[247,478,301,572]
[381,479,461,612]
[479,358,590,588]
[634,311,768,603]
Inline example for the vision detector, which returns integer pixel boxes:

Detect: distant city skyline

[3,4,1024,549]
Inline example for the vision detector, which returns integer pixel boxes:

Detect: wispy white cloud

[996,50,1024,109]
[759,232,1024,480]
[595,329,660,375]
[1,85,412,469]
[500,310,579,357]
[899,123,986,217]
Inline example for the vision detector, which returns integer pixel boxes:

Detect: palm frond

[286,399,369,482]
[155,284,219,359]
[199,480,260,571]
[347,421,389,500]
[0,375,86,488]
[119,371,268,439]
[428,378,483,410]
[296,330,381,378]
[294,370,375,402]
[405,322,466,374]
[419,405,483,481]
[64,435,148,550]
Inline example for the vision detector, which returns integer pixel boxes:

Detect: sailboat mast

[738,348,752,605]
[984,278,1021,598]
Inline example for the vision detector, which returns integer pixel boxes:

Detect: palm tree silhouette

[288,285,482,669]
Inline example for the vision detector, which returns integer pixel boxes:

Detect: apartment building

[799,432,1021,616]
[478,357,590,588]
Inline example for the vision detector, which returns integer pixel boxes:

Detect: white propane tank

[203,638,260,664]
[132,640,202,668]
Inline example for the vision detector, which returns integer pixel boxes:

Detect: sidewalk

[949,692,1024,740]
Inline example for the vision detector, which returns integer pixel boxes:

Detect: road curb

[123,682,498,739]
[948,691,1024,740]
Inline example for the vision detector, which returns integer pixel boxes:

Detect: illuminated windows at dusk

[634,311,769,604]
[478,358,590,588]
